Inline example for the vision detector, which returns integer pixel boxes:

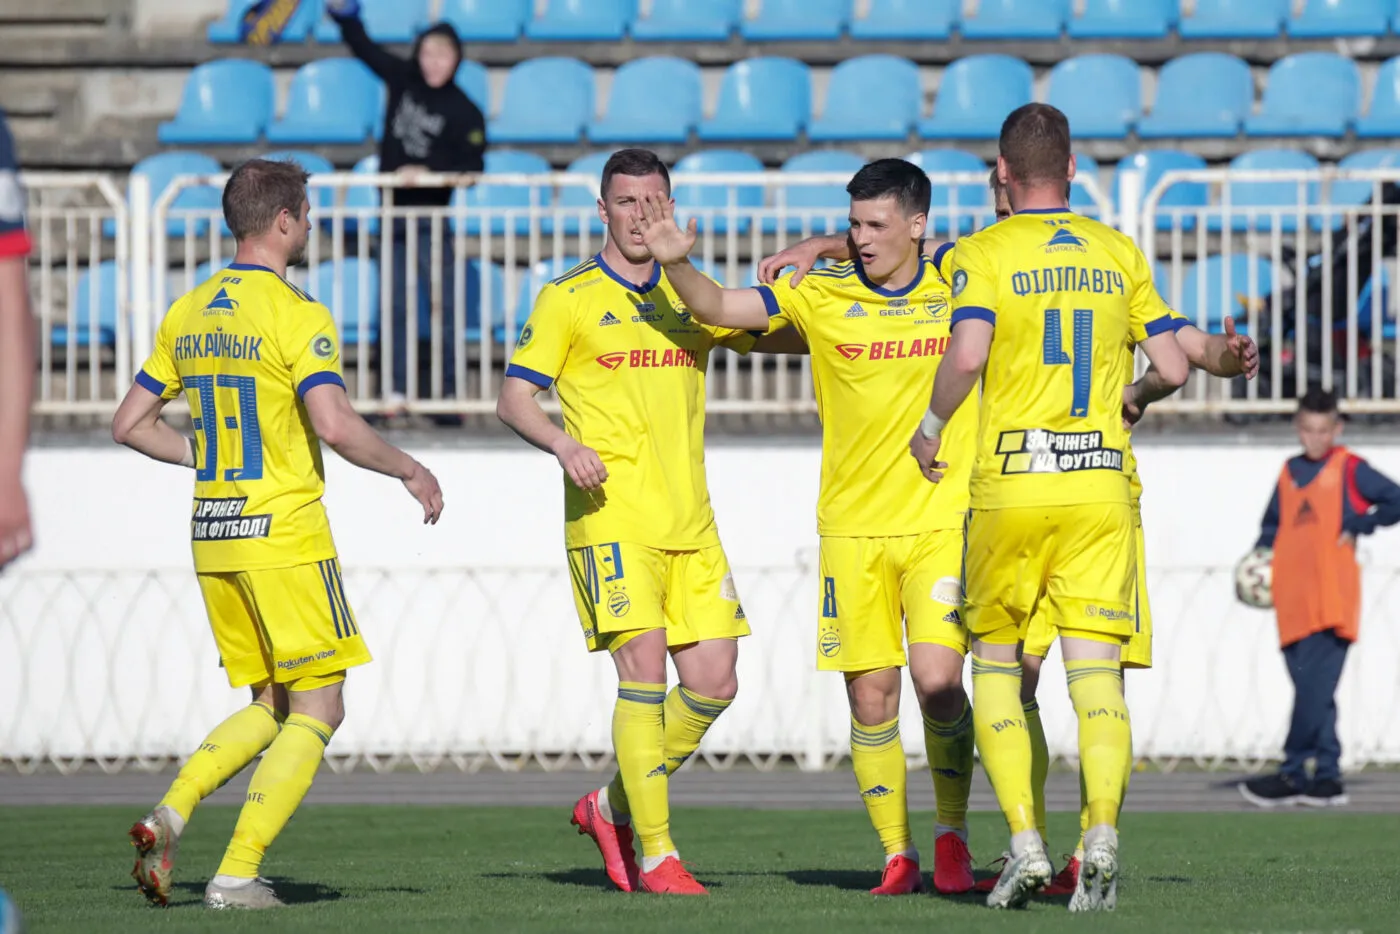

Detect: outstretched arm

[757,234,952,286]
[326,0,411,84]
[1128,332,1190,410]
[1175,318,1259,380]
[908,318,991,482]
[635,191,771,331]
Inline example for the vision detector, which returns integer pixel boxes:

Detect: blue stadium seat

[315,0,428,42]
[55,261,120,347]
[1356,266,1392,338]
[919,56,1032,140]
[699,58,810,142]
[908,149,988,235]
[110,152,223,239]
[1047,55,1141,139]
[961,0,1068,39]
[767,151,864,235]
[552,151,610,237]
[525,0,636,41]
[313,258,381,345]
[632,0,739,40]
[1068,0,1174,38]
[208,0,320,43]
[809,55,920,142]
[1113,150,1209,231]
[1245,53,1359,137]
[513,257,584,342]
[1357,57,1400,138]
[1288,0,1390,37]
[159,60,273,145]
[741,0,847,40]
[455,59,489,112]
[1211,149,1320,232]
[1178,0,1289,38]
[1178,255,1275,334]
[673,150,765,235]
[450,149,552,237]
[453,260,508,343]
[266,58,380,144]
[850,0,957,39]
[1070,153,1101,213]
[589,56,700,144]
[265,149,334,204]
[440,0,529,41]
[489,58,594,144]
[1137,53,1252,139]
[1319,148,1400,229]
[343,155,382,235]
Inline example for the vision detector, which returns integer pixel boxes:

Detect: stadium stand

[1213,149,1322,232]
[456,259,508,343]
[1068,0,1177,39]
[907,148,988,235]
[1177,0,1290,39]
[1287,0,1391,38]
[588,56,701,145]
[1244,52,1360,137]
[1136,53,1252,139]
[918,55,1033,140]
[699,58,811,141]
[439,0,529,42]
[1113,149,1210,230]
[208,0,322,43]
[158,60,274,146]
[1070,152,1102,211]
[488,57,594,144]
[524,0,636,42]
[960,0,1070,40]
[740,0,848,41]
[55,261,120,348]
[266,58,381,145]
[807,55,921,142]
[344,154,381,235]
[1177,254,1276,334]
[672,149,765,235]
[551,151,610,236]
[1357,57,1400,138]
[314,0,430,43]
[631,0,741,41]
[449,149,552,236]
[1046,54,1141,139]
[314,256,381,345]
[847,0,957,40]
[107,151,222,239]
[454,58,490,112]
[767,150,863,235]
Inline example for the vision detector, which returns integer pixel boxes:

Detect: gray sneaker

[128,806,180,906]
[204,877,284,910]
[985,841,1051,910]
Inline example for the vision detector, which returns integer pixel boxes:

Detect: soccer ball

[0,890,25,934]
[1234,547,1274,609]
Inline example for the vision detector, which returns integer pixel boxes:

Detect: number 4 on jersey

[1042,308,1093,418]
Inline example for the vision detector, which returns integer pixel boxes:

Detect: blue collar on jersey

[854,255,926,298]
[1014,206,1073,215]
[227,262,276,273]
[594,252,661,294]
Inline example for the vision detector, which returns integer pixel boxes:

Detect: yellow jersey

[506,255,755,551]
[136,263,343,573]
[949,209,1176,510]
[757,253,976,537]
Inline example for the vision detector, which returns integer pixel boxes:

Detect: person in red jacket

[1239,387,1400,808]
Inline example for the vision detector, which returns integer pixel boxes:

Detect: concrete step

[0,0,118,23]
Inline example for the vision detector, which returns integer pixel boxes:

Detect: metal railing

[27,166,1400,415]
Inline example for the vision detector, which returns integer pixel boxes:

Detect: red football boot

[639,856,707,895]
[1042,855,1081,896]
[570,791,639,892]
[871,854,923,895]
[932,832,976,894]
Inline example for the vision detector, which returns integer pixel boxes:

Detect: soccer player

[909,104,1190,911]
[496,149,753,896]
[635,159,980,896]
[115,159,443,910]
[0,112,34,571]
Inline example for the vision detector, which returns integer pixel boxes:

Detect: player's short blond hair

[222,158,310,241]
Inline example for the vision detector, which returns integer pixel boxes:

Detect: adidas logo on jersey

[942,609,962,625]
[1294,499,1318,526]
[598,311,621,327]
[646,763,668,778]
[844,303,867,318]
[734,605,746,621]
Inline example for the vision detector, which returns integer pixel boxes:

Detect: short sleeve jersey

[949,210,1177,510]
[136,263,344,573]
[756,255,976,537]
[505,254,755,551]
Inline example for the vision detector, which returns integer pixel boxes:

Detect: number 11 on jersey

[1042,308,1093,418]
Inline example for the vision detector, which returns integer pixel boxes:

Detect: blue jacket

[1256,449,1400,549]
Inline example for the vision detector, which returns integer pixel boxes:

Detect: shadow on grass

[785,869,875,892]
[158,879,346,907]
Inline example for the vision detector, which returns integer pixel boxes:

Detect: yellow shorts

[568,542,751,653]
[1023,503,1153,665]
[197,558,373,689]
[964,502,1136,647]
[816,529,969,673]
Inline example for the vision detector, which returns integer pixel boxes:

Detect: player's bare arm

[112,384,198,467]
[909,318,991,480]
[1126,332,1190,412]
[496,376,607,492]
[1175,317,1260,380]
[302,384,443,524]
[634,191,770,331]
[0,254,35,566]
[757,233,952,287]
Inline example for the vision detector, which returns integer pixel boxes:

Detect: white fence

[24,166,1400,414]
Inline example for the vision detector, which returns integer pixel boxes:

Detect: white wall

[6,439,1400,769]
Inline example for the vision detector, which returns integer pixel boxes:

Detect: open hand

[635,191,697,266]
[758,238,827,287]
[1223,317,1260,380]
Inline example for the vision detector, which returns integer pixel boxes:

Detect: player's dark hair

[600,148,671,200]
[1298,386,1340,416]
[847,158,930,217]
[999,103,1072,188]
[222,158,310,241]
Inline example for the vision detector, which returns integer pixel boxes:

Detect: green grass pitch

[2,804,1388,932]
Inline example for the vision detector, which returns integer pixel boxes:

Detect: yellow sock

[1075,769,1089,859]
[1066,659,1131,832]
[851,716,911,856]
[922,701,973,833]
[160,701,283,826]
[664,686,732,775]
[610,682,671,858]
[1024,699,1049,845]
[215,713,332,879]
[970,655,1035,835]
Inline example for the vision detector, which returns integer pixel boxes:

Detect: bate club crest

[239,0,305,45]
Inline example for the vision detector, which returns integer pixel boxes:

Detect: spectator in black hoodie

[327,1,487,418]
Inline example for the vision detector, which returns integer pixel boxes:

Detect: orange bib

[1273,448,1361,647]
